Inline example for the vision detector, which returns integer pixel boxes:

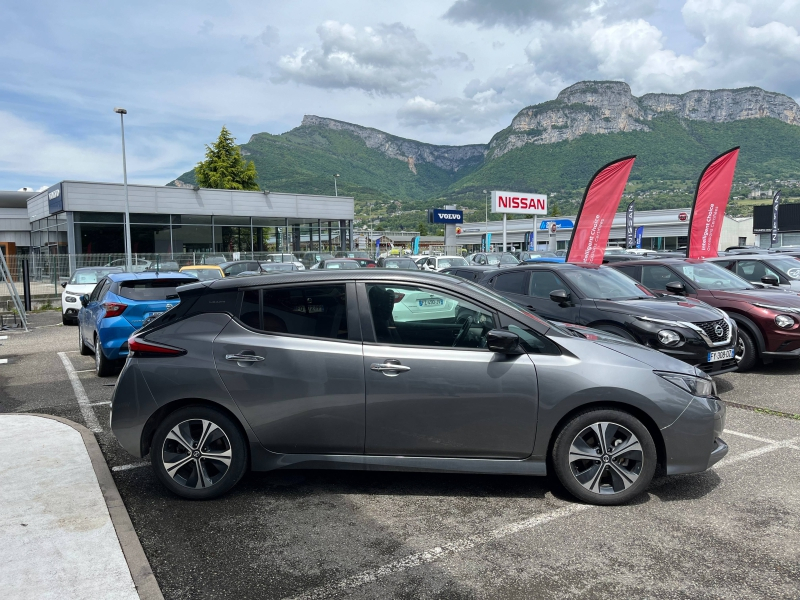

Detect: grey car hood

[554,322,698,375]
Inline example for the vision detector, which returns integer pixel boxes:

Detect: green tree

[195,126,259,190]
[548,202,562,217]
[417,221,429,236]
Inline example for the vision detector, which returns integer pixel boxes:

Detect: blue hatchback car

[78,272,195,376]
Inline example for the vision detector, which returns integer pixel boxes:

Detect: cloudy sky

[2,0,799,190]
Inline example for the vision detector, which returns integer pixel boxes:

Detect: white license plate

[418,298,444,307]
[708,349,734,362]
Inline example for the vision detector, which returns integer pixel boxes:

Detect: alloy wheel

[735,336,745,363]
[568,422,643,495]
[161,419,233,489]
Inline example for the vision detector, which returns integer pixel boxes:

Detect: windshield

[68,268,119,285]
[261,263,296,271]
[266,254,299,263]
[438,257,468,268]
[484,254,520,265]
[385,259,416,269]
[182,268,222,281]
[766,257,800,280]
[325,261,360,269]
[562,267,655,300]
[675,262,754,290]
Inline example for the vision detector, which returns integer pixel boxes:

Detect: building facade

[753,203,800,247]
[26,181,355,256]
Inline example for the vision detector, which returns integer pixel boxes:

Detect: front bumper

[662,395,728,475]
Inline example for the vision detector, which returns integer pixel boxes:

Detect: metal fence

[1,252,291,299]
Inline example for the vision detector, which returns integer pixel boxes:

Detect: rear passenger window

[244,285,348,340]
[493,271,527,294]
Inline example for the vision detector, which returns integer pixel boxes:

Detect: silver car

[110,271,728,504]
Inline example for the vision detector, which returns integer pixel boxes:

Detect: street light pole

[114,107,132,272]
[334,174,340,197]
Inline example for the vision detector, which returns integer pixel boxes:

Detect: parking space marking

[0,359,7,365]
[112,462,149,472]
[90,401,111,406]
[0,335,8,340]
[284,435,800,600]
[723,429,779,444]
[75,369,94,373]
[57,352,102,433]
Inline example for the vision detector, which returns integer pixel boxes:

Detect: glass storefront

[29,212,353,256]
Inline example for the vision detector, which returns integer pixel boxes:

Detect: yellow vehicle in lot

[179,265,226,281]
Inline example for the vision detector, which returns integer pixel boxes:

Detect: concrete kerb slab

[24,414,163,600]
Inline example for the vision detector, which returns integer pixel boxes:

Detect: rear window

[117,279,185,300]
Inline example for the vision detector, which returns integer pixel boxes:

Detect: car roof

[180,265,222,270]
[107,271,196,282]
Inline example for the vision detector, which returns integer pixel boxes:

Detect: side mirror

[486,329,524,354]
[665,281,685,295]
[761,274,780,286]
[80,295,89,307]
[61,282,67,289]
[549,289,571,305]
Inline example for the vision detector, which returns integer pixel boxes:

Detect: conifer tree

[195,126,259,190]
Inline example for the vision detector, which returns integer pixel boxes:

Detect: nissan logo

[714,324,724,337]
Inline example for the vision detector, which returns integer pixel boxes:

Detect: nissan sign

[430,209,464,224]
[491,191,547,215]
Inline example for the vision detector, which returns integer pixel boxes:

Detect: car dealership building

[22,181,355,257]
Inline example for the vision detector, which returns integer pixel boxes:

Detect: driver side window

[365,283,495,349]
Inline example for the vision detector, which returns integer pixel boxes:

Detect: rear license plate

[708,349,734,362]
[418,298,444,307]
[147,312,164,320]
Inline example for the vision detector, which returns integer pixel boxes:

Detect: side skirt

[249,444,547,476]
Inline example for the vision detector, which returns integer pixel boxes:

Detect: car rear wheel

[78,326,91,356]
[552,409,656,505]
[151,406,248,500]
[735,329,757,372]
[94,335,115,377]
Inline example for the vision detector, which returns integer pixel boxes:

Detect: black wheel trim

[161,419,233,489]
[568,421,643,495]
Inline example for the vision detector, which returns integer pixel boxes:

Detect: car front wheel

[552,409,657,505]
[151,406,248,500]
[735,330,757,372]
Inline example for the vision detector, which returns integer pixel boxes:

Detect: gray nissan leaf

[109,270,728,505]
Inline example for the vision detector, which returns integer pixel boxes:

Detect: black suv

[477,263,738,375]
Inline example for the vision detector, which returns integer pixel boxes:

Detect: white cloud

[0,111,191,185]
[397,90,516,129]
[273,21,436,95]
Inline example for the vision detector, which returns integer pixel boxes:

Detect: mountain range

[172,81,800,230]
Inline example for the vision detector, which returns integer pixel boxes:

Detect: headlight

[65,296,77,303]
[775,314,795,329]
[656,372,716,397]
[657,329,682,346]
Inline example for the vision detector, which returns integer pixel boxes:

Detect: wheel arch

[545,401,667,472]
[140,398,250,463]
[726,312,766,354]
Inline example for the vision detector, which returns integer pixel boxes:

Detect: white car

[60,267,123,325]
[418,255,469,272]
[263,253,305,270]
[384,286,458,322]
[105,257,151,272]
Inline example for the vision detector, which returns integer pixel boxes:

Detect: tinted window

[640,265,677,290]
[240,290,261,329]
[89,278,106,301]
[528,271,569,298]
[258,285,348,340]
[116,279,185,300]
[504,323,560,355]
[493,271,528,294]
[561,268,654,300]
[366,283,494,348]
[736,260,778,281]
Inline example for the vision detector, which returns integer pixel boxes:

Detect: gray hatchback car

[110,270,728,505]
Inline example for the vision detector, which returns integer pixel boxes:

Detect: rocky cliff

[298,115,487,172]
[489,81,800,159]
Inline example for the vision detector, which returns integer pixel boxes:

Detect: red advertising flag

[687,147,740,259]
[566,156,636,264]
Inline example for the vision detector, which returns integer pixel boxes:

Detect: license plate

[418,298,444,307]
[708,349,734,362]
[146,312,164,320]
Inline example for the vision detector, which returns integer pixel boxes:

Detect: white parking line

[723,429,778,444]
[112,462,149,472]
[284,435,800,600]
[90,401,111,406]
[57,352,102,433]
[0,359,7,365]
[0,335,8,340]
[75,369,94,373]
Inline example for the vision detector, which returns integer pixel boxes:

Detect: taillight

[102,302,127,318]
[392,293,406,303]
[127,335,186,357]
[366,263,376,268]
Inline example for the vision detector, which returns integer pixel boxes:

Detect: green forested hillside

[174,115,800,230]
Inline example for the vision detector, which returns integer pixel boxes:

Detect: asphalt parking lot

[1,312,799,599]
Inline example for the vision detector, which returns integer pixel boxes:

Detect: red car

[612,259,800,371]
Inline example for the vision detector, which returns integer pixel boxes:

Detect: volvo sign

[429,209,463,224]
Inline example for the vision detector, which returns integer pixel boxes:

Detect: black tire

[94,335,115,377]
[62,314,72,325]
[735,329,758,372]
[150,405,248,500]
[592,324,638,343]
[552,408,657,505]
[78,326,91,356]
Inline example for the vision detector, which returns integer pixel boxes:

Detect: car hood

[708,288,800,306]
[555,323,698,375]
[64,284,98,295]
[592,296,724,323]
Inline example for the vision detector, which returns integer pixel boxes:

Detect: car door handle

[370,361,411,375]
[226,353,265,362]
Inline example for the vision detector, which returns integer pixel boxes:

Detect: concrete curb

[27,414,164,600]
